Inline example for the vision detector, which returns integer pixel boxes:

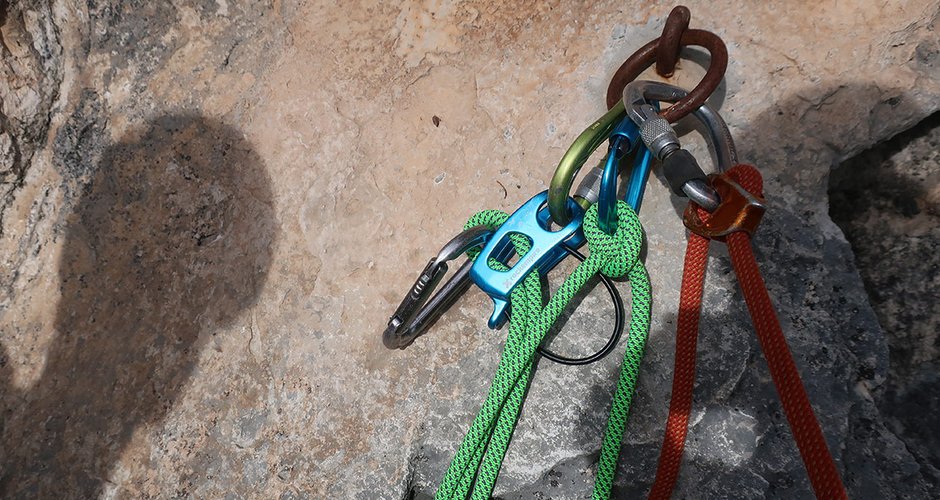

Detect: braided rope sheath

[649,165,847,499]
[647,232,709,499]
[725,168,845,499]
[436,202,651,500]
[591,261,651,499]
[437,210,541,500]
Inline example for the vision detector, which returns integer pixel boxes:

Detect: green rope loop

[437,200,651,500]
[583,201,643,279]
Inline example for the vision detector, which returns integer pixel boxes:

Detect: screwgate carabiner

[621,80,737,212]
[623,81,737,171]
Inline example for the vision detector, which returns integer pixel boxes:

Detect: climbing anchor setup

[383,6,848,499]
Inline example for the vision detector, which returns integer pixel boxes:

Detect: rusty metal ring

[656,6,691,77]
[605,29,728,123]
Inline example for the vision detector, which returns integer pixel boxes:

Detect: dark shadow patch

[0,0,8,28]
[828,110,940,489]
[0,114,276,497]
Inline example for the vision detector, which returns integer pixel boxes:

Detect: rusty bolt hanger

[605,6,728,123]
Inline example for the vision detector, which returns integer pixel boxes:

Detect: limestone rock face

[0,1,938,498]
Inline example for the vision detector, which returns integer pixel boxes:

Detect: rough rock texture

[0,1,938,498]
[0,1,62,227]
[829,112,940,491]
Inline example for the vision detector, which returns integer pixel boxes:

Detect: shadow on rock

[0,114,276,497]
[703,82,930,498]
[829,110,940,490]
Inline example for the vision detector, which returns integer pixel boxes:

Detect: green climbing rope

[436,200,652,499]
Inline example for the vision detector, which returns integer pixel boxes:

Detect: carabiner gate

[383,226,492,349]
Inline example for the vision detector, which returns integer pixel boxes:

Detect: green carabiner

[548,100,626,227]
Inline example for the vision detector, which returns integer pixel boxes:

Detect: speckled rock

[830,112,940,491]
[0,1,62,225]
[0,1,938,498]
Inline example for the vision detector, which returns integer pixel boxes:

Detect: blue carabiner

[598,123,631,235]
[597,102,659,234]
[470,191,584,328]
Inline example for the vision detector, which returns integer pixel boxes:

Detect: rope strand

[649,165,847,499]
[437,201,651,499]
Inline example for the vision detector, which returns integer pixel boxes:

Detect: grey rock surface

[0,1,938,498]
[830,112,940,491]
